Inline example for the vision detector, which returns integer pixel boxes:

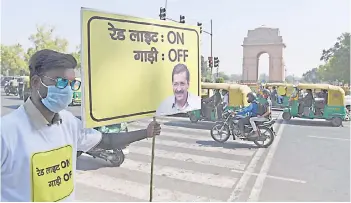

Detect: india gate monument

[242,26,286,82]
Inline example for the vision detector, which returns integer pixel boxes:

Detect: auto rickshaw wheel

[189,113,199,123]
[331,117,342,127]
[282,112,292,121]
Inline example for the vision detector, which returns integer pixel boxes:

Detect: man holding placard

[1,49,161,202]
[156,63,201,116]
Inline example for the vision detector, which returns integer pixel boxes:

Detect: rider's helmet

[262,89,270,99]
[246,92,257,103]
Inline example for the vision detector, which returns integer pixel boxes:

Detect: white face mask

[38,81,73,113]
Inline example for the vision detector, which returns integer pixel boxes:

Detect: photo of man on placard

[156,63,201,116]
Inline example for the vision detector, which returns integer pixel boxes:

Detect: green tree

[215,77,225,83]
[318,32,350,83]
[302,68,320,83]
[201,55,212,81]
[25,25,69,63]
[0,44,27,75]
[216,72,230,81]
[71,45,81,69]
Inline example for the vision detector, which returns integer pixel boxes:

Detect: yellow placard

[81,8,201,128]
[31,145,74,202]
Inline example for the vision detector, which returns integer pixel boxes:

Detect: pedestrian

[1,49,161,202]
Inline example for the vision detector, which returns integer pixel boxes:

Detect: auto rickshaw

[18,76,29,100]
[282,83,347,127]
[263,83,294,109]
[70,77,82,106]
[188,82,251,123]
[239,82,259,94]
[20,76,31,102]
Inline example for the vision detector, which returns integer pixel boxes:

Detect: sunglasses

[41,75,81,91]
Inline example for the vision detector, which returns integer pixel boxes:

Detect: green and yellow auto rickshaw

[240,82,259,94]
[282,83,347,127]
[70,77,82,106]
[263,83,294,109]
[188,82,251,123]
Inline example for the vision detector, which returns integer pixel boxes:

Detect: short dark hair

[172,63,190,82]
[29,49,77,78]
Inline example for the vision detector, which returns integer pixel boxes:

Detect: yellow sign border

[84,14,200,123]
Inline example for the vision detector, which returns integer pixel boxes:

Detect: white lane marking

[121,159,238,188]
[230,169,306,184]
[135,136,256,157]
[128,146,247,170]
[247,122,286,202]
[76,171,221,202]
[307,135,350,142]
[227,115,283,202]
[226,148,265,201]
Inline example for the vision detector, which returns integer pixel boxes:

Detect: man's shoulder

[59,110,80,127]
[2,106,26,129]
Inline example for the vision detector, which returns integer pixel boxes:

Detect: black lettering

[129,30,158,45]
[61,160,67,168]
[65,159,70,167]
[133,47,158,64]
[48,176,61,187]
[167,31,176,44]
[168,49,177,62]
[167,31,184,45]
[36,168,44,176]
[64,171,72,182]
[108,22,126,41]
[176,32,185,45]
[182,50,189,62]
[168,49,189,62]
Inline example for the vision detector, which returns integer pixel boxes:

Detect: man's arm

[237,104,253,115]
[261,101,272,117]
[74,113,161,152]
[95,130,148,150]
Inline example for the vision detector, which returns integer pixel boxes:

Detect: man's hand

[146,121,161,138]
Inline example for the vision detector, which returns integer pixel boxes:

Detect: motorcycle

[77,123,129,167]
[210,109,276,148]
[4,83,18,96]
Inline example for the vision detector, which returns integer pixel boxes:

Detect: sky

[1,0,350,77]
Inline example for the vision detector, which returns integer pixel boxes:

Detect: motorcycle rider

[232,92,259,138]
[249,89,272,138]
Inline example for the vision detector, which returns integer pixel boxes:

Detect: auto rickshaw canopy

[264,82,294,96]
[201,82,251,107]
[296,83,345,106]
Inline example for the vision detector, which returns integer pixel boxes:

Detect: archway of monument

[257,52,270,82]
[241,26,286,83]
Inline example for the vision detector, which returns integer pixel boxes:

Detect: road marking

[76,171,221,202]
[226,114,283,202]
[247,122,286,202]
[230,169,306,184]
[121,159,238,188]
[307,135,350,142]
[226,149,265,202]
[135,136,256,157]
[128,146,247,170]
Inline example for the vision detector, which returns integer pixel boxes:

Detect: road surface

[1,92,349,201]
